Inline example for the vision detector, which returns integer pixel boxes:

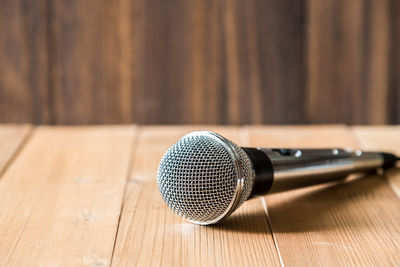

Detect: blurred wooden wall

[0,0,398,125]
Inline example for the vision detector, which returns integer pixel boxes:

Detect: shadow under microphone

[157,131,399,225]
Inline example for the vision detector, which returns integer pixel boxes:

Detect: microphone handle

[243,148,397,196]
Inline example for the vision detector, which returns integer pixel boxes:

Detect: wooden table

[0,125,399,266]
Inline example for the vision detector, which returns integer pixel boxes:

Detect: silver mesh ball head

[157,131,255,225]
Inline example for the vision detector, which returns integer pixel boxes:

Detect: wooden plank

[225,0,305,124]
[353,126,400,194]
[0,126,136,265]
[307,0,390,124]
[362,0,390,124]
[0,125,31,176]
[112,126,281,266]
[389,0,400,123]
[246,125,400,266]
[307,0,362,124]
[130,0,226,124]
[0,0,50,123]
[49,0,226,125]
[50,0,133,124]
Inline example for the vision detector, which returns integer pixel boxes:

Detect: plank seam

[0,126,34,179]
[109,126,141,266]
[261,197,285,267]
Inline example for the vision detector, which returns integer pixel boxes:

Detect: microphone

[157,131,399,225]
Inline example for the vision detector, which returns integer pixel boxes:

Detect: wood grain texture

[225,0,305,124]
[50,0,133,124]
[362,0,390,124]
[130,0,226,124]
[111,126,281,266]
[0,0,50,123]
[307,0,361,123]
[0,125,31,175]
[247,126,400,266]
[0,125,399,266]
[0,0,399,124]
[0,126,136,265]
[353,126,400,194]
[307,0,391,124]
[389,0,400,124]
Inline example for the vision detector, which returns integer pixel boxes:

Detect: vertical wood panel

[307,0,391,124]
[131,0,225,124]
[134,0,167,124]
[389,0,400,124]
[50,0,132,124]
[191,0,225,124]
[225,0,305,124]
[256,0,306,124]
[307,0,363,124]
[362,0,390,124]
[0,0,49,123]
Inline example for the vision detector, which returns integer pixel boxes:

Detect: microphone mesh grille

[157,132,254,224]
